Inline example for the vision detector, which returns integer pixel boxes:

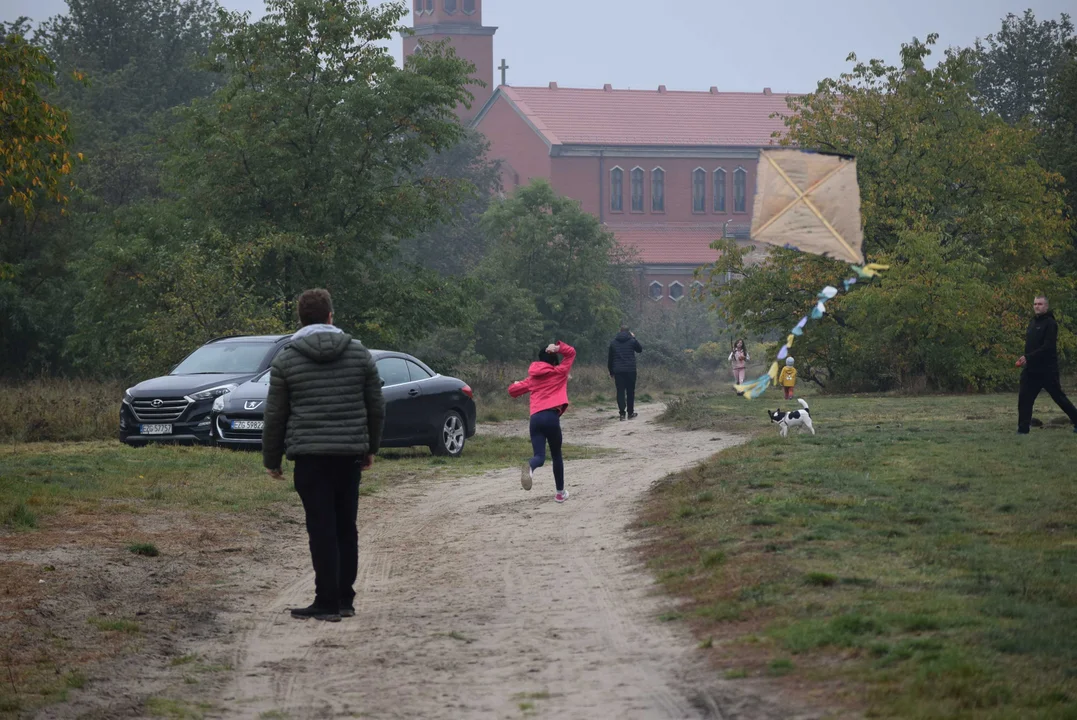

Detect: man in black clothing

[1016,295,1077,434]
[608,324,643,421]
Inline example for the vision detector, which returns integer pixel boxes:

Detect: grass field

[0,435,605,529]
[643,390,1077,718]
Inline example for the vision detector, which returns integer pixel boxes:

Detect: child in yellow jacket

[779,357,797,400]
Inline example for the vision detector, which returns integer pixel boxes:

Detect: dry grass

[0,379,124,443]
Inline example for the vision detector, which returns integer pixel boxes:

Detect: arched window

[691,280,705,298]
[692,168,706,213]
[462,0,476,13]
[425,0,434,12]
[651,168,665,212]
[713,168,727,213]
[610,167,624,212]
[415,0,423,12]
[669,282,684,302]
[445,0,457,12]
[631,168,644,212]
[649,281,664,301]
[734,167,747,213]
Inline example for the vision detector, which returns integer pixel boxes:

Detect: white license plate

[232,420,264,431]
[140,424,172,435]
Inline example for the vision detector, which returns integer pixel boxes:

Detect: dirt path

[206,404,818,720]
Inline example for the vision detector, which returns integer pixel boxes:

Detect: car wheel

[431,410,466,457]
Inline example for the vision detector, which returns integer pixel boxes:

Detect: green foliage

[974,10,1075,124]
[397,129,502,276]
[1040,39,1077,266]
[702,35,1075,391]
[0,20,77,221]
[0,21,83,375]
[66,0,481,376]
[476,179,636,361]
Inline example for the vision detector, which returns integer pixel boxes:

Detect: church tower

[403,0,497,123]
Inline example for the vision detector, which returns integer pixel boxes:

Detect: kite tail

[735,265,889,399]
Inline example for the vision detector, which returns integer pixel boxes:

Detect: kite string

[734,263,889,399]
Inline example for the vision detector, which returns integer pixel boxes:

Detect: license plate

[140,424,172,435]
[232,420,264,431]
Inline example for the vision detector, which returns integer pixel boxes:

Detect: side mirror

[380,379,386,387]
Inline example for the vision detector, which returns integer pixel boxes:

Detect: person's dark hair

[297,288,333,326]
[734,338,746,350]
[537,346,561,366]
[620,323,630,332]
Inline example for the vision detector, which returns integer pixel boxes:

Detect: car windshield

[252,370,271,385]
[171,343,274,375]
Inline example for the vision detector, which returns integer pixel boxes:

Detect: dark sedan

[211,351,477,457]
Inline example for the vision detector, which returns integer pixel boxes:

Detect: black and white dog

[768,398,815,437]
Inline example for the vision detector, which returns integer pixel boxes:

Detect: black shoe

[628,412,638,420]
[619,414,626,421]
[290,604,341,622]
[340,604,355,618]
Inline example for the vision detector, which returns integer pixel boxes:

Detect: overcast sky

[4,0,1074,92]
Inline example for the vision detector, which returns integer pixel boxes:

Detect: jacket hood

[614,331,635,343]
[290,331,353,363]
[528,361,560,378]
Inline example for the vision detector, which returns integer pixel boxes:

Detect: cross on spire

[498,58,509,86]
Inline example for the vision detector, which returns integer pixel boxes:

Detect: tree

[397,129,501,276]
[779,36,1069,267]
[702,36,1074,391]
[975,10,1075,124]
[475,180,636,361]
[0,21,82,375]
[0,20,77,223]
[1039,39,1077,264]
[36,0,223,208]
[70,0,482,375]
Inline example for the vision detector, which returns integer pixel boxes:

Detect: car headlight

[212,394,227,413]
[122,387,135,405]
[187,384,237,402]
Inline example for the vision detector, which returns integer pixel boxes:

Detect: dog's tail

[797,398,810,411]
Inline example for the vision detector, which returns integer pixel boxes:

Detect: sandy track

[209,404,819,720]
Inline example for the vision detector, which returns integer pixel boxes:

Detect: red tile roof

[496,86,796,147]
[609,224,728,265]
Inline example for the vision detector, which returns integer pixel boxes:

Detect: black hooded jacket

[608,331,643,374]
[1024,310,1060,373]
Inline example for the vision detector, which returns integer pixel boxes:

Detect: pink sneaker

[555,489,569,503]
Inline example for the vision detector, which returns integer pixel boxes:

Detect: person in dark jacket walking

[608,324,643,421]
[1016,295,1077,434]
[263,289,386,622]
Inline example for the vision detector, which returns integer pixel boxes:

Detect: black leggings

[529,409,565,492]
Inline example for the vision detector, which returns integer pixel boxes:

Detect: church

[404,0,790,305]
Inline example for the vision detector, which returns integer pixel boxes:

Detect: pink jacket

[507,341,577,416]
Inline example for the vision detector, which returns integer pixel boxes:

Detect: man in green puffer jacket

[263,288,385,623]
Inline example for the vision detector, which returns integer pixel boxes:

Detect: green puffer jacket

[262,331,385,470]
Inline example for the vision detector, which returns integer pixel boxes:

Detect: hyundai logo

[151,399,164,407]
[244,401,263,411]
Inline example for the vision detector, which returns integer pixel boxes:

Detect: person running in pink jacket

[508,341,577,503]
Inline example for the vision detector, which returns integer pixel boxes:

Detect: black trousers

[614,371,637,416]
[1018,369,1077,433]
[293,455,361,612]
[529,409,565,492]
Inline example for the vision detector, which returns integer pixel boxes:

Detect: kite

[733,149,888,399]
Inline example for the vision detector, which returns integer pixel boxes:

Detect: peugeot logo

[151,399,164,407]
[244,401,263,411]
